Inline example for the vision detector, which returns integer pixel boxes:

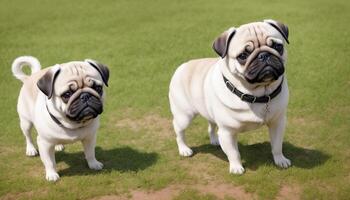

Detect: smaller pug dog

[169,20,291,174]
[12,56,109,181]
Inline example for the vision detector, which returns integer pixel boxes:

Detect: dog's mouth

[66,92,103,122]
[244,52,284,84]
[257,65,280,81]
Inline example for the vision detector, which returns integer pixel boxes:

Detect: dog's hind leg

[19,117,38,156]
[208,122,219,146]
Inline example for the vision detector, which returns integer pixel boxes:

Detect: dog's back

[169,58,218,116]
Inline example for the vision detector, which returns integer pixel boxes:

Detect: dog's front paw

[273,154,291,168]
[54,144,64,152]
[229,163,245,174]
[87,159,104,170]
[178,146,193,157]
[26,145,38,157]
[46,171,60,182]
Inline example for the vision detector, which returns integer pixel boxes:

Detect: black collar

[223,75,283,103]
[46,103,64,127]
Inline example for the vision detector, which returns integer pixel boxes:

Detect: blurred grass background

[0,0,349,199]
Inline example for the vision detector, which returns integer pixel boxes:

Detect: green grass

[1,0,349,199]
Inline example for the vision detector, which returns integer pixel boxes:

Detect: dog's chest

[35,119,95,144]
[34,95,97,144]
[211,86,287,131]
[215,102,269,131]
[207,65,288,132]
[52,127,95,143]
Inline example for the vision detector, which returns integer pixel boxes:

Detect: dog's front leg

[218,126,244,174]
[37,136,59,181]
[82,134,103,170]
[268,114,291,168]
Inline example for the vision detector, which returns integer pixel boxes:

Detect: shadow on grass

[192,142,330,170]
[56,146,158,176]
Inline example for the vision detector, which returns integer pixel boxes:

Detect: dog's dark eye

[61,91,73,103]
[272,42,284,55]
[93,84,103,95]
[237,52,249,61]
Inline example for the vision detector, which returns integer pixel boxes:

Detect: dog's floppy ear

[37,64,61,99]
[264,19,289,44]
[85,59,109,87]
[212,27,236,58]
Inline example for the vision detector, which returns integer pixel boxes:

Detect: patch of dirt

[1,191,33,200]
[195,183,255,200]
[289,116,322,127]
[114,113,173,138]
[93,182,255,200]
[27,167,43,179]
[180,160,219,182]
[0,146,21,155]
[1,189,47,200]
[129,185,182,200]
[276,184,301,200]
[92,196,115,200]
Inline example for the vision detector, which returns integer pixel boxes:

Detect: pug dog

[169,19,291,174]
[12,56,109,181]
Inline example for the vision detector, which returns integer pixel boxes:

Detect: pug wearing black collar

[169,20,291,174]
[12,56,109,181]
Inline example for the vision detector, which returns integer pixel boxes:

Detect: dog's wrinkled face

[54,62,105,122]
[37,60,109,124]
[213,20,289,84]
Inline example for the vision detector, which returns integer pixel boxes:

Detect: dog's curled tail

[11,56,41,82]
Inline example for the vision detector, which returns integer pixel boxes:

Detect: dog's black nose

[80,93,90,102]
[257,52,270,62]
